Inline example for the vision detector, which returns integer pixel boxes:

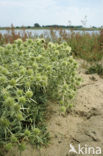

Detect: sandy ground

[7,67,103,156]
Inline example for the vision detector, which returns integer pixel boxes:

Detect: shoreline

[0,27,101,31]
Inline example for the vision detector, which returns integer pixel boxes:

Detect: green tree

[34,23,41,27]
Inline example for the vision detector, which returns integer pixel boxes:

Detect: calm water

[0,29,100,36]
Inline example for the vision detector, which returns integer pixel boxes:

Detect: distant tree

[34,23,41,27]
[76,25,83,28]
[16,26,19,29]
[27,26,31,28]
[92,26,96,29]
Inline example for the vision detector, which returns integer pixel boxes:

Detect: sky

[0,0,103,27]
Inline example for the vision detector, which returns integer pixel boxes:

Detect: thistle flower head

[16,113,24,121]
[18,96,26,104]
[15,39,23,46]
[10,135,18,143]
[0,76,7,84]
[18,143,26,152]
[25,91,33,98]
[26,39,33,44]
[0,46,4,53]
[5,143,13,151]
[24,129,31,137]
[60,106,66,113]
[0,117,10,128]
[32,128,41,135]
[27,69,33,76]
[10,78,16,86]
[4,97,14,107]
[32,63,38,70]
[6,44,12,50]
[14,103,21,112]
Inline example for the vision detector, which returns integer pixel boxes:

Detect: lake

[0,29,100,36]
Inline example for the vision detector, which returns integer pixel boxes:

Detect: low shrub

[0,38,81,152]
[86,64,103,76]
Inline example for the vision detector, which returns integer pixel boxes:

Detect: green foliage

[86,64,103,75]
[0,38,80,152]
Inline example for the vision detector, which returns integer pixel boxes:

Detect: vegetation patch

[86,64,103,76]
[0,38,81,154]
[1,28,103,62]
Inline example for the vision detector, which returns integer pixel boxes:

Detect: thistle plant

[0,38,81,152]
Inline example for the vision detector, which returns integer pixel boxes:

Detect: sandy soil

[7,68,103,156]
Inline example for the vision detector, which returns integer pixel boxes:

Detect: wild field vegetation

[0,26,103,62]
[86,63,103,76]
[0,38,81,155]
[0,26,103,155]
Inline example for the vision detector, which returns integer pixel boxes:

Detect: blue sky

[0,0,103,27]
